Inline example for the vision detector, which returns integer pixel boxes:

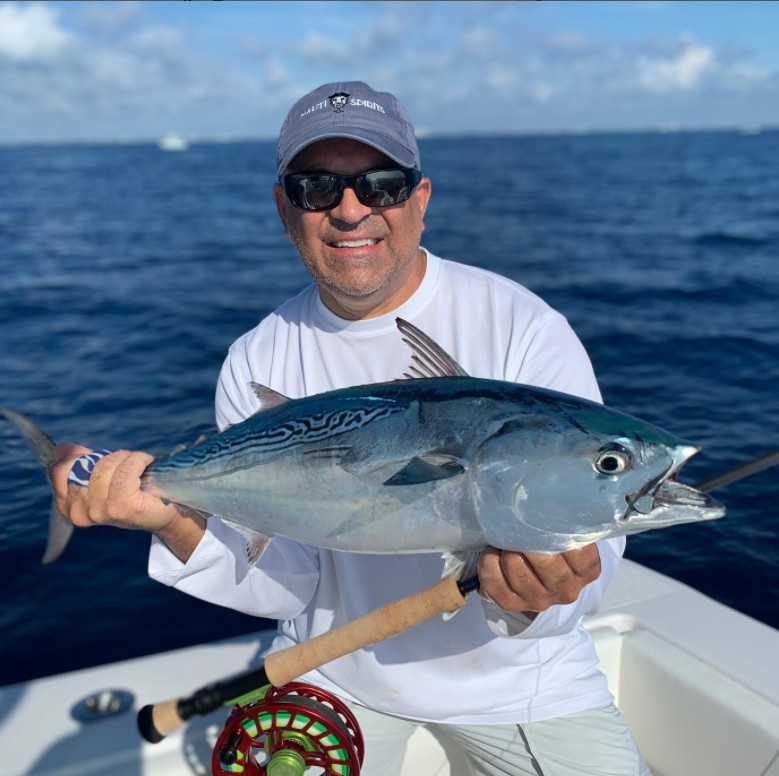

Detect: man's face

[273,138,431,320]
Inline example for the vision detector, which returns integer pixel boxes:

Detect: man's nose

[330,185,372,223]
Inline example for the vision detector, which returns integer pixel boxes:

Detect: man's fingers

[81,452,128,522]
[521,549,600,604]
[562,545,602,582]
[477,544,602,613]
[478,548,538,611]
[102,452,156,520]
[51,444,92,496]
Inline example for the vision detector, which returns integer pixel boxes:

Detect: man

[53,81,650,775]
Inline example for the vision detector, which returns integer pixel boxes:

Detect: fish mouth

[623,450,726,526]
[651,478,725,520]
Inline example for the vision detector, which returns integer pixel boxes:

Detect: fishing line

[693,448,779,493]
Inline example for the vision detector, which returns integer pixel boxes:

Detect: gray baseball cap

[276,81,421,176]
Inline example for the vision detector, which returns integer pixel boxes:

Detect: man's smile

[329,238,381,248]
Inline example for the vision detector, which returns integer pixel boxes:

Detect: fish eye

[594,444,632,475]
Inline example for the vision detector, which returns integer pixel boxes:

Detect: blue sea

[1,131,777,688]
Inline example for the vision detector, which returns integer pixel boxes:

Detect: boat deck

[2,560,778,775]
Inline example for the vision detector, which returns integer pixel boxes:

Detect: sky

[1,0,778,145]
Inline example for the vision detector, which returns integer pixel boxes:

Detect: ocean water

[0,131,777,687]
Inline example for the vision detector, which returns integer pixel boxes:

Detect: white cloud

[296,31,351,65]
[638,39,715,93]
[130,25,183,52]
[459,26,497,55]
[0,1,778,142]
[482,65,520,92]
[0,1,274,140]
[0,2,70,62]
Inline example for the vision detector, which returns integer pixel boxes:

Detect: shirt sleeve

[510,310,602,403]
[215,345,259,431]
[148,343,321,619]
[482,308,625,637]
[149,519,320,620]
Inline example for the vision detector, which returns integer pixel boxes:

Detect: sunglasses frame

[280,167,423,212]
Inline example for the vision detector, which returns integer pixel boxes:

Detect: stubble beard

[294,240,413,301]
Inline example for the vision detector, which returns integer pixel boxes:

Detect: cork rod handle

[137,574,469,742]
[265,574,467,686]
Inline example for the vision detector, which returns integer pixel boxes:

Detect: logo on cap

[329,92,349,112]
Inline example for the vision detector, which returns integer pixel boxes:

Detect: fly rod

[137,574,479,743]
[136,446,778,743]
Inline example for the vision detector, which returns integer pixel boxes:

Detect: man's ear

[273,183,290,236]
[414,177,432,236]
[415,177,432,220]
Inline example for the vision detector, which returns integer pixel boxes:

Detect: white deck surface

[2,559,778,775]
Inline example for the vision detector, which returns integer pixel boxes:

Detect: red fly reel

[212,682,364,776]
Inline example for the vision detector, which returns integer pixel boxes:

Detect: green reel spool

[211,681,365,776]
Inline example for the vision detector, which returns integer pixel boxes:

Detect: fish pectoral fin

[248,382,292,412]
[383,455,465,486]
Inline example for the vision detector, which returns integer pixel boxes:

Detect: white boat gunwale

[2,559,779,776]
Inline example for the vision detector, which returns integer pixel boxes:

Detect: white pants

[349,702,651,776]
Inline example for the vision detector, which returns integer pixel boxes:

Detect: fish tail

[0,407,74,564]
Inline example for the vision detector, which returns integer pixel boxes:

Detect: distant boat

[739,125,763,136]
[157,133,189,152]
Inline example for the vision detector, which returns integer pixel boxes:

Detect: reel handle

[137,574,472,742]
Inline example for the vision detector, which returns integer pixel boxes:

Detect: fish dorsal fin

[249,382,291,411]
[395,318,470,379]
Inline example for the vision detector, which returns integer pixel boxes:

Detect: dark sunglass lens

[356,170,412,207]
[286,174,342,211]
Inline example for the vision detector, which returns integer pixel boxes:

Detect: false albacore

[1,319,724,578]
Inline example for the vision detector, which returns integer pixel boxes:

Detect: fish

[1,318,725,579]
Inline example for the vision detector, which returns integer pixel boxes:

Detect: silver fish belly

[142,375,724,555]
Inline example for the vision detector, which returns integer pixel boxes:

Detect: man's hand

[477,544,601,617]
[50,444,206,562]
[51,444,179,531]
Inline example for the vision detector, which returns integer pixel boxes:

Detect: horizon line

[0,123,776,149]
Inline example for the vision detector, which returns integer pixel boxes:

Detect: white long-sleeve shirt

[149,249,623,724]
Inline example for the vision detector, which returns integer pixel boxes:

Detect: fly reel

[212,682,364,776]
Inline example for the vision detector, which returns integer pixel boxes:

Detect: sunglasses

[281,167,423,212]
